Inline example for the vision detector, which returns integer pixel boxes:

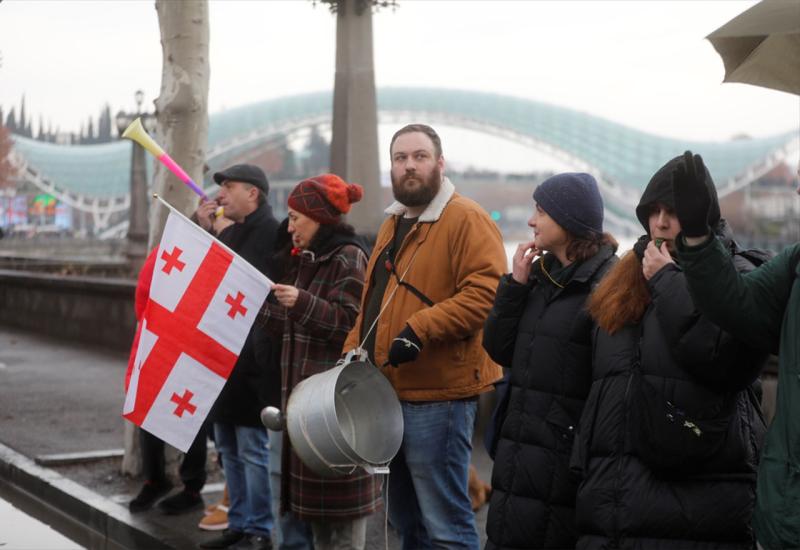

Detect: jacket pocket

[453,337,469,363]
[628,372,741,474]
[544,402,578,456]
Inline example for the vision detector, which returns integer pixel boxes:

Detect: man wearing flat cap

[194,164,281,550]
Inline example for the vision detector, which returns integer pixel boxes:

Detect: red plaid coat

[260,238,382,521]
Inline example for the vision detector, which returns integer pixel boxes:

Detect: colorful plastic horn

[122,117,207,200]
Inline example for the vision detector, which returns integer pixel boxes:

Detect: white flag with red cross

[123,203,272,452]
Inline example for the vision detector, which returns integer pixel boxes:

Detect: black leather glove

[386,325,423,368]
[672,150,712,238]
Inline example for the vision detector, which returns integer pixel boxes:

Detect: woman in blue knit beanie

[482,172,618,549]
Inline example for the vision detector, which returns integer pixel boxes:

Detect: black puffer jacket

[209,203,281,426]
[483,244,617,550]
[574,237,767,550]
[251,217,292,410]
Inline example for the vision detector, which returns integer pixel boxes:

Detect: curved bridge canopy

[10,86,797,214]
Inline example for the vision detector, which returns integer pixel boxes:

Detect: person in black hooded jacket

[573,155,768,550]
[482,173,618,550]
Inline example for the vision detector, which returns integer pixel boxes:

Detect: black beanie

[532,173,604,239]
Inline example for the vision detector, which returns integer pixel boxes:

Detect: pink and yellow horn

[122,117,207,200]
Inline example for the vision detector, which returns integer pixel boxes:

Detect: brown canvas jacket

[343,177,506,401]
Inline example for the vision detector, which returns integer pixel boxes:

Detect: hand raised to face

[511,240,539,285]
[642,239,674,281]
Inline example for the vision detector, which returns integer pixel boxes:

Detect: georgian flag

[123,204,272,452]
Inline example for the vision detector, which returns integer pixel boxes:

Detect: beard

[391,166,442,207]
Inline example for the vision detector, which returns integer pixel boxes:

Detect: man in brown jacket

[343,124,505,549]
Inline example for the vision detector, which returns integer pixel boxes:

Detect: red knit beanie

[287,173,364,225]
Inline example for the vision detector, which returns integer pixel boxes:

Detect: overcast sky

[1,0,798,171]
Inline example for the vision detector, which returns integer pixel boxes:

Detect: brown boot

[204,485,229,515]
[199,485,229,531]
[198,506,229,531]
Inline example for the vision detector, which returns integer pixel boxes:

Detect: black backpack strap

[386,219,436,308]
[392,270,435,307]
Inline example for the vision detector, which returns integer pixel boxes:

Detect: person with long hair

[258,174,380,550]
[574,155,768,549]
[482,172,618,549]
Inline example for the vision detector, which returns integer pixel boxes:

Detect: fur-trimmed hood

[384,177,456,223]
[344,176,506,401]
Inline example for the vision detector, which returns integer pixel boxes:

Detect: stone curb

[0,441,195,550]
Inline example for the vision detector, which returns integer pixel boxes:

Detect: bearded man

[343,124,506,549]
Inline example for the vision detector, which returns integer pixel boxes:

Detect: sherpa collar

[384,177,455,223]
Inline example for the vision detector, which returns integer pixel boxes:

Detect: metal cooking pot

[261,350,403,477]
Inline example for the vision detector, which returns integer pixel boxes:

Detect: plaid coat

[260,235,382,521]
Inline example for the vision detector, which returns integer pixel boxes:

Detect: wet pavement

[0,325,493,549]
[0,495,82,549]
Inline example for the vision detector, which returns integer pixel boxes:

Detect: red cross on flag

[123,204,272,452]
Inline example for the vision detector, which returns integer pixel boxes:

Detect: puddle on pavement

[0,496,82,549]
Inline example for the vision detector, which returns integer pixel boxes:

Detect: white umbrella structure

[707,0,800,95]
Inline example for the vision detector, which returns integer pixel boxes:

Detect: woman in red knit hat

[258,174,380,550]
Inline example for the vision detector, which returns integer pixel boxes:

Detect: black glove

[386,325,423,368]
[632,234,650,261]
[672,150,712,238]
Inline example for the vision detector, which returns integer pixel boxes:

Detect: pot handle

[260,406,284,431]
[338,348,370,367]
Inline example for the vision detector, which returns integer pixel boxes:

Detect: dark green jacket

[678,238,800,550]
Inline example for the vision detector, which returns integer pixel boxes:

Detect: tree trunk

[0,125,15,189]
[330,0,384,235]
[120,421,142,476]
[123,0,209,478]
[148,0,210,248]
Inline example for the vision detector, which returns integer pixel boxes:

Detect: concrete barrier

[0,442,191,550]
[0,270,135,351]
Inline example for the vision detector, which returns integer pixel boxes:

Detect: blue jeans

[387,399,479,550]
[214,423,273,537]
[268,429,314,550]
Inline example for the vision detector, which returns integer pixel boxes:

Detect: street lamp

[116,90,155,272]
